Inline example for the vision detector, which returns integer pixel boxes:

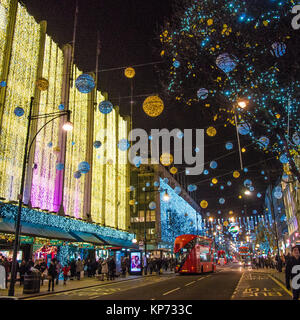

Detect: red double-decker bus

[174,234,216,274]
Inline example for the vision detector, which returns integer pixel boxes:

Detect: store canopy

[99,235,138,249]
[0,219,77,242]
[69,231,106,245]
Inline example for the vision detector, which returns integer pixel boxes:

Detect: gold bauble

[233,171,240,178]
[143,96,164,117]
[36,78,49,91]
[200,200,208,209]
[223,221,229,227]
[206,126,217,137]
[212,178,218,184]
[124,67,135,79]
[170,166,178,174]
[129,200,135,206]
[160,153,173,166]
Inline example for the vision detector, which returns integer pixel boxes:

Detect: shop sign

[20,236,34,244]
[79,243,94,249]
[49,239,64,246]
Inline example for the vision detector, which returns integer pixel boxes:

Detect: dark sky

[21,0,275,219]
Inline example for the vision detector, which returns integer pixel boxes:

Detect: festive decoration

[47,142,53,148]
[117,139,130,151]
[124,67,135,78]
[292,132,300,145]
[270,42,286,58]
[36,78,49,91]
[210,161,218,169]
[133,156,142,168]
[78,161,90,174]
[93,141,102,149]
[197,88,209,100]
[225,142,233,150]
[154,181,160,188]
[216,53,238,73]
[173,60,180,68]
[187,184,197,192]
[238,122,251,135]
[233,171,240,178]
[204,170,209,175]
[56,163,64,171]
[160,153,173,166]
[142,96,164,117]
[58,104,65,111]
[75,74,95,93]
[74,171,82,179]
[212,178,218,184]
[274,191,283,199]
[258,136,270,148]
[170,167,178,174]
[227,181,232,186]
[257,193,262,198]
[219,198,225,205]
[206,127,216,137]
[200,200,208,209]
[149,201,156,210]
[229,225,239,234]
[243,179,252,187]
[99,100,113,114]
[279,154,289,164]
[129,200,135,206]
[174,186,181,194]
[14,107,24,117]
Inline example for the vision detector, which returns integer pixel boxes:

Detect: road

[25,264,292,300]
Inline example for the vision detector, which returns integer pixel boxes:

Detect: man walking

[285,246,300,300]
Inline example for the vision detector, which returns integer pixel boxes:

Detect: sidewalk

[0,271,175,300]
[251,268,286,285]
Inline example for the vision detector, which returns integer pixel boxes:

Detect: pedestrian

[19,260,26,285]
[47,259,57,292]
[97,259,103,280]
[55,260,62,285]
[70,259,76,280]
[108,257,116,280]
[101,258,109,280]
[62,264,70,285]
[76,258,84,280]
[285,246,300,300]
[121,257,127,277]
[39,258,47,286]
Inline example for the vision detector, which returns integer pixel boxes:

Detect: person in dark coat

[285,246,300,300]
[19,260,26,285]
[48,259,57,291]
[108,257,116,280]
[70,259,76,280]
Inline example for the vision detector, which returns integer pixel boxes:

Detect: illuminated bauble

[216,53,238,73]
[154,181,160,187]
[0,81,6,87]
[47,142,53,148]
[118,139,130,151]
[243,179,252,187]
[223,221,229,227]
[261,170,265,175]
[249,186,254,192]
[58,104,65,111]
[170,167,178,175]
[160,153,173,166]
[292,132,300,145]
[14,107,24,117]
[75,74,95,93]
[275,186,282,193]
[238,122,251,135]
[233,171,240,178]
[78,161,90,174]
[177,131,184,139]
[72,141,75,146]
[142,96,164,117]
[206,212,210,217]
[124,67,135,78]
[220,185,224,190]
[257,193,262,198]
[93,141,102,149]
[163,178,169,184]
[129,200,135,206]
[173,60,180,68]
[53,146,61,154]
[210,161,218,169]
[149,202,156,210]
[56,163,64,171]
[243,168,248,173]
[195,147,200,153]
[274,191,283,200]
[279,154,289,164]
[204,170,209,175]
[227,181,232,186]
[212,178,218,184]
[188,184,197,192]
[197,88,209,100]
[146,182,150,187]
[229,210,234,215]
[225,142,233,150]
[133,156,142,168]
[270,42,286,58]
[74,171,82,179]
[174,186,181,195]
[253,210,257,214]
[129,186,135,191]
[36,78,49,91]
[218,210,221,214]
[206,127,217,137]
[219,198,225,205]
[258,136,269,148]
[200,200,208,209]
[126,187,131,192]
[99,100,113,114]
[229,225,239,233]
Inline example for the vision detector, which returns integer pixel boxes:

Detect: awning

[69,231,106,245]
[99,235,138,249]
[0,219,77,242]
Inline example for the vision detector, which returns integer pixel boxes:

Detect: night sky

[21,0,280,219]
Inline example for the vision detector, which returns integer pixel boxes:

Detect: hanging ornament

[188,184,197,192]
[206,126,217,137]
[36,78,49,91]
[238,122,251,135]
[174,186,181,195]
[229,210,234,215]
[129,200,135,206]
[200,200,208,209]
[163,178,169,184]
[258,136,270,148]
[173,60,180,68]
[14,107,24,117]
[279,154,289,164]
[93,141,102,149]
[257,193,262,198]
[274,191,283,199]
[249,186,255,192]
[53,146,61,155]
[233,171,240,178]
[154,181,160,188]
[142,96,164,117]
[47,142,53,148]
[229,225,239,234]
[160,153,173,166]
[197,88,209,100]
[223,221,229,227]
[99,100,113,114]
[243,168,248,173]
[56,163,64,171]
[216,53,238,73]
[225,142,233,150]
[78,161,90,174]
[124,67,135,79]
[227,181,232,186]
[177,131,184,139]
[210,161,218,169]
[219,198,225,205]
[0,81,6,87]
[75,74,95,93]
[253,210,257,214]
[133,156,142,168]
[292,132,300,145]
[270,42,287,58]
[118,139,130,151]
[243,179,252,187]
[74,171,82,179]
[170,167,178,174]
[149,202,156,210]
[204,170,209,175]
[58,104,65,111]
[212,178,218,184]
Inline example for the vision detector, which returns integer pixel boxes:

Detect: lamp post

[8,97,73,296]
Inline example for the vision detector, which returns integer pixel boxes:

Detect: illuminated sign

[130,251,142,274]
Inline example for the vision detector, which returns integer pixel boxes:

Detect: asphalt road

[25,264,292,300]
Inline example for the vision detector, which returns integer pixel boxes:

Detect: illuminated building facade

[130,164,203,256]
[0,0,133,252]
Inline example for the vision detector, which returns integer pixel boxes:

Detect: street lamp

[162,190,170,202]
[8,97,73,296]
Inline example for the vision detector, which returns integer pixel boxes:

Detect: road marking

[268,275,292,297]
[231,271,244,300]
[163,287,180,296]
[185,281,196,287]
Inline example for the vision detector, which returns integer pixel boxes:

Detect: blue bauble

[154,181,160,187]
[270,42,286,58]
[56,163,64,171]
[149,201,156,210]
[259,136,269,148]
[163,178,169,184]
[279,154,289,164]
[243,179,252,187]
[174,186,181,194]
[99,100,113,114]
[292,132,300,145]
[177,131,184,139]
[173,60,180,68]
[220,185,224,190]
[218,210,221,214]
[93,140,102,149]
[227,181,232,186]
[216,53,238,73]
[257,193,262,198]
[133,156,142,168]
[238,122,251,135]
[225,142,233,150]
[58,104,65,111]
[274,191,283,199]
[219,198,225,205]
[75,74,95,93]
[253,210,257,214]
[146,182,150,187]
[118,139,130,151]
[0,81,6,87]
[78,161,90,174]
[74,171,82,179]
[210,161,217,169]
[195,147,200,153]
[14,107,24,117]
[197,88,209,100]
[47,142,53,148]
[204,170,209,175]
[244,167,248,173]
